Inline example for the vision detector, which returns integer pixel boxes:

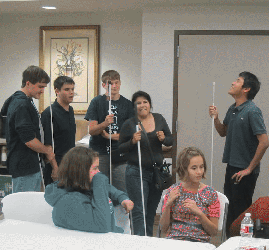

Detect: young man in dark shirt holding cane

[209,72,269,238]
[85,70,134,191]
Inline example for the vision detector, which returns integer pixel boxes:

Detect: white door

[177,35,269,201]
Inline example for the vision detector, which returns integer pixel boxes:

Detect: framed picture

[39,25,100,114]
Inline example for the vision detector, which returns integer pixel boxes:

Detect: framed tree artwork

[39,25,100,114]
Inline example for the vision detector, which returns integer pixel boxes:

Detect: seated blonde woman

[160,147,220,243]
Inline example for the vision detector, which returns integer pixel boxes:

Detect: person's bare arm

[25,138,54,161]
[101,130,120,141]
[159,187,180,232]
[232,133,269,182]
[183,199,218,236]
[209,105,227,137]
[26,139,58,180]
[88,114,114,136]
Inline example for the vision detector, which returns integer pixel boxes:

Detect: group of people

[2,65,268,243]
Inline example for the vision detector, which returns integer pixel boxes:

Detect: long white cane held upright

[136,124,147,236]
[108,81,112,185]
[210,82,216,187]
[48,82,55,187]
[49,85,55,152]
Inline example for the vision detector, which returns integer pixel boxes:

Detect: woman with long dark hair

[119,91,173,236]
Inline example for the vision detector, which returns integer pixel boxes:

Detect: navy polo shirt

[41,100,76,165]
[222,100,267,173]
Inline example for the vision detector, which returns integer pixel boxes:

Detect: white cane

[136,124,147,236]
[49,83,55,152]
[210,82,216,187]
[43,81,55,189]
[108,81,112,185]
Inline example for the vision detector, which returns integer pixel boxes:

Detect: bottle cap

[245,213,251,217]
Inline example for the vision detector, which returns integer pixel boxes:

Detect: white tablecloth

[216,236,269,250]
[0,219,216,250]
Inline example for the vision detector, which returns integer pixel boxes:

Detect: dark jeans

[125,165,162,236]
[224,164,259,238]
[99,154,127,192]
[43,163,53,187]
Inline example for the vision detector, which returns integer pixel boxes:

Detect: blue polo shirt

[223,100,267,174]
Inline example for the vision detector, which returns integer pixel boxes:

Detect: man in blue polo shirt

[209,71,269,238]
[41,76,76,186]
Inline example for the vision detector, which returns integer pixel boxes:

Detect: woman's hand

[183,198,202,216]
[132,130,141,144]
[121,200,134,213]
[156,131,165,142]
[166,186,180,206]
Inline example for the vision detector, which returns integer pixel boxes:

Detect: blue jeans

[125,165,162,236]
[12,171,42,193]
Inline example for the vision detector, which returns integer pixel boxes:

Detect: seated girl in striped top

[160,147,220,243]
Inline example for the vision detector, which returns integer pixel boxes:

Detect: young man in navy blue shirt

[41,76,76,186]
[209,72,269,238]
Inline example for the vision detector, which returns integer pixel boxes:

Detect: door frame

[172,30,269,183]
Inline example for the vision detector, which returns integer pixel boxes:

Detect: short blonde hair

[176,147,207,181]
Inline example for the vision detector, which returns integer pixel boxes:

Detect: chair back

[216,191,229,243]
[2,191,54,225]
[216,191,229,231]
[156,192,166,238]
[114,205,131,234]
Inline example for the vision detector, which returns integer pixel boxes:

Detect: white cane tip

[213,82,215,86]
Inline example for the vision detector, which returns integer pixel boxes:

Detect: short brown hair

[57,147,99,191]
[176,147,207,181]
[21,65,50,87]
[101,70,120,83]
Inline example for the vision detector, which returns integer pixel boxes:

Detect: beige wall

[0,10,142,116]
[1,5,269,201]
[141,5,269,201]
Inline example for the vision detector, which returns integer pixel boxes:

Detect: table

[0,219,216,250]
[217,236,269,250]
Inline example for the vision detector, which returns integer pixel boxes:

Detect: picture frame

[39,25,100,114]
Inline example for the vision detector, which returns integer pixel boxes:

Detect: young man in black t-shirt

[84,70,134,191]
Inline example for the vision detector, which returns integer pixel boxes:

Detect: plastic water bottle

[240,213,254,238]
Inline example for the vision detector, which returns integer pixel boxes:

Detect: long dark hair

[57,147,99,191]
[131,90,152,109]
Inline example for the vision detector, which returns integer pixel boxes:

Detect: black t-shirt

[41,100,76,165]
[84,95,134,154]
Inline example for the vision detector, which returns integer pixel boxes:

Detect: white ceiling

[1,0,269,14]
